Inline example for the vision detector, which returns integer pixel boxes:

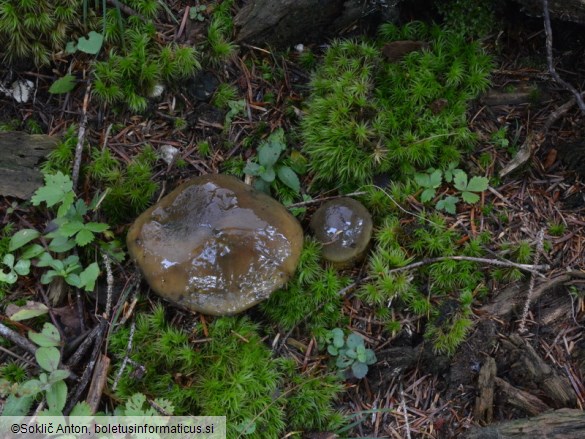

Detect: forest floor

[1,2,585,438]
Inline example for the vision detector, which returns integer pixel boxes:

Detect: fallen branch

[0,322,37,355]
[71,80,91,191]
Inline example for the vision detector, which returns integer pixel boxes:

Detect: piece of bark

[234,0,399,48]
[86,354,110,414]
[474,357,497,424]
[495,376,551,416]
[0,132,59,199]
[500,334,576,408]
[481,83,543,106]
[463,408,585,439]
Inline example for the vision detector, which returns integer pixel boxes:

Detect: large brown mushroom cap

[127,174,303,315]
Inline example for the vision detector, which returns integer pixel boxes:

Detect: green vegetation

[0,0,88,67]
[109,306,343,438]
[0,322,90,416]
[243,128,301,194]
[325,329,377,379]
[437,0,500,38]
[302,21,492,190]
[3,171,108,292]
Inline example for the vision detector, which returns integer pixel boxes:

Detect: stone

[127,174,303,315]
[309,197,373,266]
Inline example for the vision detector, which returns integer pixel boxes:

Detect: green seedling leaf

[351,362,368,379]
[79,262,100,291]
[429,169,442,187]
[75,229,94,246]
[258,142,284,168]
[35,347,61,372]
[13,259,30,276]
[29,323,61,347]
[2,394,33,416]
[36,252,55,268]
[49,369,70,383]
[466,176,489,192]
[41,270,58,284]
[65,273,81,288]
[461,191,480,204]
[7,301,49,321]
[0,271,17,283]
[9,229,41,251]
[20,244,45,260]
[49,75,77,94]
[85,222,109,233]
[331,328,345,348]
[46,380,67,412]
[31,172,73,208]
[70,401,92,416]
[443,162,460,183]
[253,178,271,194]
[48,235,76,253]
[436,195,459,214]
[277,166,301,192]
[453,171,468,191]
[65,41,77,54]
[345,348,357,359]
[421,188,436,203]
[365,349,377,365]
[3,253,15,268]
[336,356,352,369]
[76,31,103,54]
[346,333,364,349]
[59,220,84,237]
[243,162,263,176]
[260,166,276,183]
[19,379,43,396]
[327,345,339,356]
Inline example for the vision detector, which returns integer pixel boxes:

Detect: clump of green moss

[109,306,343,438]
[302,21,492,190]
[0,0,89,67]
[261,238,350,340]
[86,145,158,224]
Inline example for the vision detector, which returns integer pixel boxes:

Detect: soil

[1,1,584,438]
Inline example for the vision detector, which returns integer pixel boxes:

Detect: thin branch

[518,229,545,333]
[72,80,91,190]
[0,322,37,355]
[542,0,585,113]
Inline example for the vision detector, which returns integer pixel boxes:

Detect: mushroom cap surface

[309,197,373,265]
[127,174,303,315]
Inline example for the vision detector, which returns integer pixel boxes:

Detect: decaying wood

[381,41,428,62]
[474,357,497,424]
[234,0,397,48]
[0,132,58,199]
[500,334,576,408]
[86,354,111,414]
[495,376,551,416]
[463,408,585,439]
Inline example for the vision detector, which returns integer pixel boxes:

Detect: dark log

[463,408,585,439]
[234,0,399,48]
[0,132,58,199]
[495,376,551,416]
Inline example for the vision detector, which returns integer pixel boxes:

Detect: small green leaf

[1,395,33,416]
[461,191,480,204]
[276,166,301,192]
[345,348,357,359]
[0,271,17,284]
[13,259,30,276]
[336,356,352,369]
[19,379,43,396]
[453,171,468,191]
[76,31,103,54]
[3,253,15,268]
[20,244,45,260]
[49,75,77,94]
[253,178,271,194]
[243,162,263,176]
[327,345,339,356]
[46,380,67,412]
[436,196,459,214]
[466,176,489,192]
[49,369,70,383]
[85,222,109,233]
[65,273,81,288]
[260,166,276,183]
[35,347,61,372]
[346,333,364,349]
[351,362,368,379]
[40,270,58,284]
[65,41,77,54]
[29,323,61,347]
[48,235,76,253]
[8,302,49,321]
[429,169,442,187]
[420,188,436,203]
[258,130,286,167]
[414,173,429,187]
[365,349,377,365]
[69,401,92,416]
[59,221,84,237]
[9,229,41,251]
[79,262,100,291]
[31,172,73,208]
[75,229,94,247]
